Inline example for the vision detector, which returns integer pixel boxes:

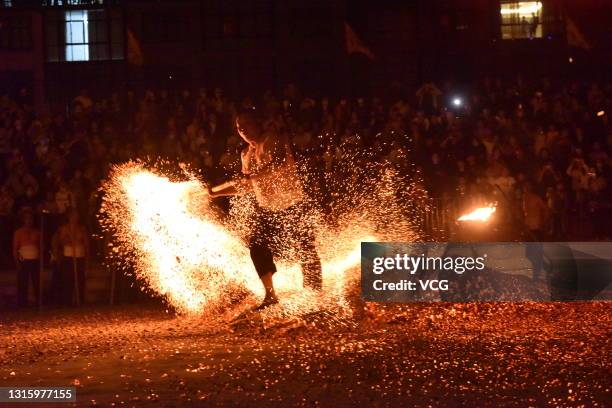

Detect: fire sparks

[99,156,421,318]
[457,205,496,222]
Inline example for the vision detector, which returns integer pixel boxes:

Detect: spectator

[55,181,75,215]
[0,75,608,304]
[54,209,89,306]
[523,183,549,240]
[0,185,15,266]
[12,208,41,307]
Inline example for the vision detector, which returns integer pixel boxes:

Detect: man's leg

[249,207,280,308]
[260,272,276,301]
[77,259,86,306]
[61,258,75,306]
[24,260,40,307]
[16,264,28,307]
[249,242,278,308]
[526,230,544,280]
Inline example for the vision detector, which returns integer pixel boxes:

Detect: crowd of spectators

[1,77,610,306]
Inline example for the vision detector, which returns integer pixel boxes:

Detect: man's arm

[209,178,253,198]
[209,181,239,197]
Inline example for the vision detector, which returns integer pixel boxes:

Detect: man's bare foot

[253,295,279,311]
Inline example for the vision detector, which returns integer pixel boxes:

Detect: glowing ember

[100,159,420,317]
[457,205,496,222]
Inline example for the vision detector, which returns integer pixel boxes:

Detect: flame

[100,162,419,317]
[457,205,496,222]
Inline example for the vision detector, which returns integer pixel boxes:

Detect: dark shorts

[248,201,322,289]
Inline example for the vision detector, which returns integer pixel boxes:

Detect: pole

[71,234,80,307]
[38,212,44,311]
[72,255,80,307]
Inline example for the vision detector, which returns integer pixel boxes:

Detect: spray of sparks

[99,146,424,322]
[457,205,497,222]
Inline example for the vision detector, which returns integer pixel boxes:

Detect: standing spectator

[0,184,15,266]
[522,183,548,240]
[54,209,89,306]
[12,209,41,307]
[523,183,548,280]
[547,183,569,239]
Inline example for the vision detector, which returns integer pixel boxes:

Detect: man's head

[236,111,264,145]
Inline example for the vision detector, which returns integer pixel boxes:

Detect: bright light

[500,2,542,16]
[452,97,462,107]
[458,205,496,222]
[65,10,89,61]
[597,110,605,117]
[99,163,414,316]
[568,57,574,63]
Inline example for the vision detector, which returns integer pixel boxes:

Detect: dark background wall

[0,0,611,107]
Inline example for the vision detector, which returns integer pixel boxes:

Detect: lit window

[65,10,89,61]
[500,1,543,39]
[46,9,124,62]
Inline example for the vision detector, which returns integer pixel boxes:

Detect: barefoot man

[13,208,41,307]
[54,209,89,306]
[207,110,322,309]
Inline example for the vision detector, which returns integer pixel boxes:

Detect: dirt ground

[1,302,610,407]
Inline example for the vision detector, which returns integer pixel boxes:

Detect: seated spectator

[55,181,75,215]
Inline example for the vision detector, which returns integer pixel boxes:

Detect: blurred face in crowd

[25,186,35,198]
[431,153,440,165]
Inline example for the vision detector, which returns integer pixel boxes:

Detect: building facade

[0,0,608,108]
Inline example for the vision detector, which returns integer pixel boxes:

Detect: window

[2,1,112,6]
[46,9,124,62]
[65,10,88,60]
[0,15,32,50]
[500,1,543,39]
